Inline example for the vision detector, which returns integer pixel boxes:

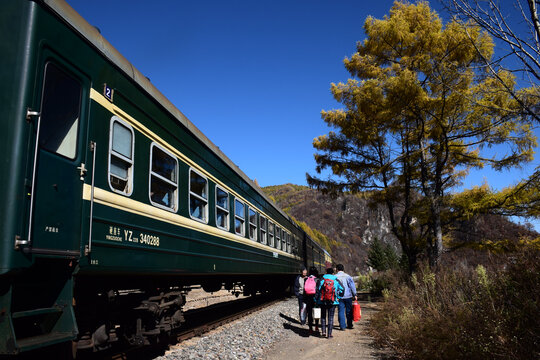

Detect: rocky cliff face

[263,184,538,274]
[263,184,400,273]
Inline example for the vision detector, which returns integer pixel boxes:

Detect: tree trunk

[407,247,418,273]
[428,199,443,268]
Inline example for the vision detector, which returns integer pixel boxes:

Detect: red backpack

[320,278,336,302]
[304,276,317,295]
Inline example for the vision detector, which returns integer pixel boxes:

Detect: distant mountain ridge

[263,184,538,273]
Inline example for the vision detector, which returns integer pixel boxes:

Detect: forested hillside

[263,184,538,272]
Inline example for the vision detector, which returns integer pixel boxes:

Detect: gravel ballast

[157,297,298,360]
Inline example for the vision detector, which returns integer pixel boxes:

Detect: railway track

[8,292,286,360]
[6,291,285,360]
[100,293,285,360]
[176,295,283,342]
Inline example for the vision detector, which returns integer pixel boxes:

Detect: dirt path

[261,301,392,360]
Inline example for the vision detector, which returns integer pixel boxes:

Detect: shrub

[370,246,540,360]
[356,272,373,292]
[370,273,394,296]
[371,269,404,296]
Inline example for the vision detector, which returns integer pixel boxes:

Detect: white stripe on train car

[82,184,300,259]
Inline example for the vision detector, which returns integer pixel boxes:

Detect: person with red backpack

[303,266,320,335]
[315,267,344,338]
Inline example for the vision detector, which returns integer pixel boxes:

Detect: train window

[234,199,245,236]
[215,186,229,230]
[109,117,134,195]
[249,208,257,241]
[149,144,178,211]
[290,234,294,253]
[287,233,292,253]
[189,169,208,222]
[39,63,81,159]
[275,226,281,250]
[259,215,267,244]
[268,222,274,247]
[287,233,291,252]
[288,234,292,254]
[286,233,291,252]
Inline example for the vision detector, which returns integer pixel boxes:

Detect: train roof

[43,0,295,226]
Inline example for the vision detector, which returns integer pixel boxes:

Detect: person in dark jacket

[293,267,307,322]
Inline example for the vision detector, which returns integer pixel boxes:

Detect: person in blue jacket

[315,267,344,338]
[336,263,358,330]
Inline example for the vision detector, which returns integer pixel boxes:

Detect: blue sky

[66,1,538,208]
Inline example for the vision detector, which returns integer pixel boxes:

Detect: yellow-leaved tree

[307,1,536,269]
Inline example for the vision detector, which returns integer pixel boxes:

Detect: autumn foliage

[308,1,539,358]
[308,1,536,269]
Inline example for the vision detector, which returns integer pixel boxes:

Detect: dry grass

[369,246,540,360]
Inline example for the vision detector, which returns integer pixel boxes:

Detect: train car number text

[139,233,160,247]
[105,227,159,247]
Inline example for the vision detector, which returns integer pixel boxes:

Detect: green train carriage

[0,0,333,355]
[303,234,330,273]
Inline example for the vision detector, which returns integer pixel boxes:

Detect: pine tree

[383,244,400,270]
[367,238,388,271]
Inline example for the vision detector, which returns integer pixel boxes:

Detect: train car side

[0,0,330,355]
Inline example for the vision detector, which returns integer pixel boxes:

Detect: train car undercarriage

[72,274,291,354]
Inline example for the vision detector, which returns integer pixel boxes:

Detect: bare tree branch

[527,0,540,45]
[447,0,540,82]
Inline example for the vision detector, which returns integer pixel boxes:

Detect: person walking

[336,263,357,330]
[316,267,343,338]
[293,267,307,323]
[303,266,320,335]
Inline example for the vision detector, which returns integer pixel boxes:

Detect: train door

[27,60,88,257]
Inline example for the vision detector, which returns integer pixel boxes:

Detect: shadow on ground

[279,313,310,338]
[279,313,342,339]
[279,312,299,324]
[282,322,310,338]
